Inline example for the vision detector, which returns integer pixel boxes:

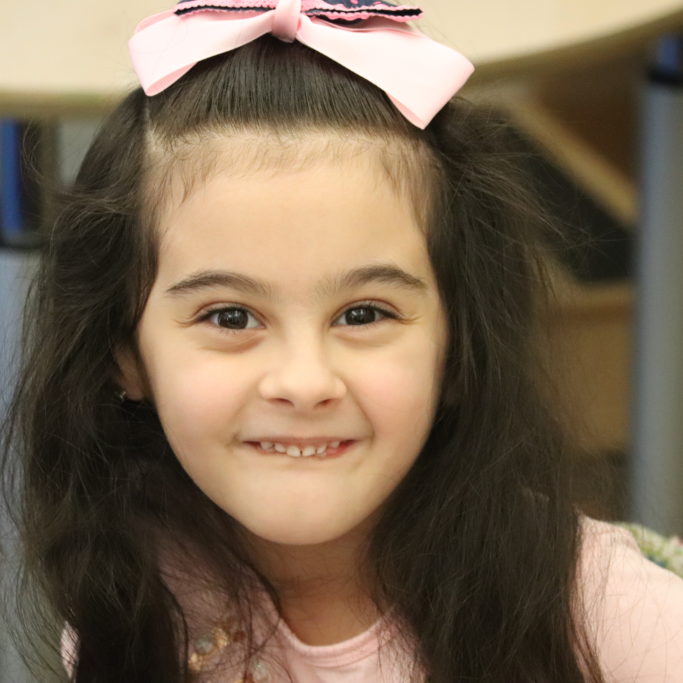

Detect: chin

[241,516,356,547]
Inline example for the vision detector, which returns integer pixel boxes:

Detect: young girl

[4,1,683,681]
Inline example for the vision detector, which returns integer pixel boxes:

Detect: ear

[113,344,147,401]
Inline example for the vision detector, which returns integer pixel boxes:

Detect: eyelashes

[197,301,400,336]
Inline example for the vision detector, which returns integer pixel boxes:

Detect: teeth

[256,441,346,457]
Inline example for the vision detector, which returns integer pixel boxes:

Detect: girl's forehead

[150,152,438,301]
[159,152,421,250]
[145,129,437,238]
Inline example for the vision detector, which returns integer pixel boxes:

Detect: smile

[245,440,356,459]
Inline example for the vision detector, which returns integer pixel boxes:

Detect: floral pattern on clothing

[188,623,271,681]
[615,522,683,578]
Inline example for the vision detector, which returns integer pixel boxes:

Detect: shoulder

[576,516,683,681]
[60,622,77,681]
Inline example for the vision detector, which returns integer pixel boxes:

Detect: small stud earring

[115,389,128,403]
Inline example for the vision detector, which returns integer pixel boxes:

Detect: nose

[258,335,346,411]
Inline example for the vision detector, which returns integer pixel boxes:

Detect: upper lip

[244,437,354,447]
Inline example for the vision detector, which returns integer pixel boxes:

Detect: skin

[118,139,448,644]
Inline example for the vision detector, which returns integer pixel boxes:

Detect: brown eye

[214,308,249,329]
[343,306,382,325]
[334,303,397,328]
[200,306,261,333]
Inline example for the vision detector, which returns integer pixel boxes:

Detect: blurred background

[1,1,683,680]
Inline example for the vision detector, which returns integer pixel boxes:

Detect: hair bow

[128,0,474,129]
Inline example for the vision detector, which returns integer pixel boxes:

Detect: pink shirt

[61,517,683,682]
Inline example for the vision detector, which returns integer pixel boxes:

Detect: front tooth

[302,446,316,457]
[274,443,287,453]
[286,445,302,457]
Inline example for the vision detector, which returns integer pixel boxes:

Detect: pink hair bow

[128,0,474,129]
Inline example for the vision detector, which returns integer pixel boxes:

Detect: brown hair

[2,36,604,681]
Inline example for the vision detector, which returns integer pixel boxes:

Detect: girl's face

[121,140,447,553]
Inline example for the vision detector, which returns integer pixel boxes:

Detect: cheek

[145,354,249,446]
[360,337,443,430]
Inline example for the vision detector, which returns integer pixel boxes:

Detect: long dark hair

[1,36,605,682]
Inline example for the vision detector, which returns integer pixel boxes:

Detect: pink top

[60,517,683,682]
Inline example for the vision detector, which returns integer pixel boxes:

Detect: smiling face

[120,135,447,565]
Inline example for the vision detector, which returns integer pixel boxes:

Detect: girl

[3,1,683,681]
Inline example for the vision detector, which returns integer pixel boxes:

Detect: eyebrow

[164,263,428,300]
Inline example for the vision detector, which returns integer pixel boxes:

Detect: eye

[333,302,398,328]
[199,306,261,333]
[197,301,399,335]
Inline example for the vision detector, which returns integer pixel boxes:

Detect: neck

[237,518,388,644]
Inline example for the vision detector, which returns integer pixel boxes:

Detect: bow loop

[129,0,474,128]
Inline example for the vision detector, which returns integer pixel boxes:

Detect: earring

[115,389,128,403]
